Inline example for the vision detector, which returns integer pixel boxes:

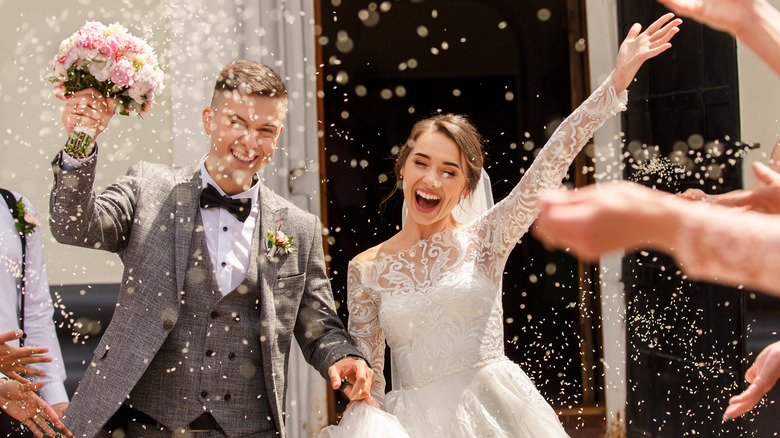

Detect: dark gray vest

[126,217,274,437]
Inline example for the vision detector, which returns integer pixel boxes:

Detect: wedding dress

[323,72,627,438]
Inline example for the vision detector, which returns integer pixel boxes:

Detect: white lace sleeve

[674,204,780,296]
[346,261,388,407]
[474,72,627,261]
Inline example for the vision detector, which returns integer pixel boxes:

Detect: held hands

[61,87,116,140]
[723,340,780,421]
[0,330,51,383]
[328,356,376,407]
[613,13,682,93]
[0,379,73,438]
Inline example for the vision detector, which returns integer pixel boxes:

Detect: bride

[323,13,681,438]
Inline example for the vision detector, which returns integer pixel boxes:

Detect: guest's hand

[533,182,683,261]
[657,0,751,35]
[713,162,780,214]
[0,330,51,383]
[613,13,682,93]
[724,340,780,421]
[0,379,73,438]
[677,188,713,202]
[61,87,116,139]
[328,357,375,405]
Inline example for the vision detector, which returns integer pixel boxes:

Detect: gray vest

[126,218,275,437]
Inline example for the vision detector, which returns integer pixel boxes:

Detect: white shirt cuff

[60,147,97,171]
[37,380,69,405]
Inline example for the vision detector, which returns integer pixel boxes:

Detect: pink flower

[54,84,67,101]
[75,22,106,50]
[128,64,155,101]
[110,59,135,88]
[275,231,289,246]
[100,33,126,59]
[23,213,41,228]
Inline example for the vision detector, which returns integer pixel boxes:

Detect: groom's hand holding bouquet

[48,21,164,157]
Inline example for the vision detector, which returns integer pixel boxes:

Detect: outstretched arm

[533,180,780,296]
[482,14,681,260]
[658,0,780,76]
[532,182,683,261]
[612,13,682,94]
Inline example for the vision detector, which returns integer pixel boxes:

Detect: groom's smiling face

[202,91,286,195]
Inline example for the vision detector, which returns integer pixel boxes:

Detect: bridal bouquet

[48,21,164,156]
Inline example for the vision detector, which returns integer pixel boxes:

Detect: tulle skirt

[386,358,569,437]
[319,358,569,438]
[318,401,410,438]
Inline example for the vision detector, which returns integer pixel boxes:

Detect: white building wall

[0,1,173,284]
[740,0,780,185]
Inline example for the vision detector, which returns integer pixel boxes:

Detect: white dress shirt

[199,161,260,294]
[0,193,68,405]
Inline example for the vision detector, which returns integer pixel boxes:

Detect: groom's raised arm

[50,87,136,254]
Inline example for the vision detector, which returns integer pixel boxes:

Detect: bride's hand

[613,13,683,93]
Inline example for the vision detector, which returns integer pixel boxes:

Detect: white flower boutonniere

[267,225,297,261]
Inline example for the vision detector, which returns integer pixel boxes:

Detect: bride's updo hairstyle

[387,114,485,203]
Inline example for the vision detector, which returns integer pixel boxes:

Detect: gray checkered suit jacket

[49,153,360,437]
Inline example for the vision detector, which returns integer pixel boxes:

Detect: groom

[50,60,373,437]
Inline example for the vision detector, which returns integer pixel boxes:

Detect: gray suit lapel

[174,165,202,294]
[257,184,286,430]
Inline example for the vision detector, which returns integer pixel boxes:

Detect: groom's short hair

[211,60,288,108]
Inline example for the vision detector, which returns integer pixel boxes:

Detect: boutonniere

[15,199,40,235]
[266,224,297,261]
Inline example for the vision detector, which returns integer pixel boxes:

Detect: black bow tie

[200,184,252,222]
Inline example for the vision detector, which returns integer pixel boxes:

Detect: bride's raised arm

[479,13,681,259]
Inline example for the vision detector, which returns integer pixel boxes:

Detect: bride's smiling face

[401,130,469,228]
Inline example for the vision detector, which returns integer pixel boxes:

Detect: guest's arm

[658,0,780,76]
[533,181,780,297]
[17,200,68,409]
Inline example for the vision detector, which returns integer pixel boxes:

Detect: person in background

[0,192,68,437]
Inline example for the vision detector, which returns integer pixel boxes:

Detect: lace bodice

[348,73,627,406]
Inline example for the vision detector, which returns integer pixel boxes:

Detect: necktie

[199,183,252,222]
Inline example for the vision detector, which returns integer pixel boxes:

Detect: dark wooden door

[618,1,779,436]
